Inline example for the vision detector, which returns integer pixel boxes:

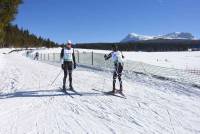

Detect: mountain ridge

[121,32,195,43]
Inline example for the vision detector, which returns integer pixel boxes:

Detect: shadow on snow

[0,89,105,99]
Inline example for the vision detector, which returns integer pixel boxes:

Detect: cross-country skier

[60,40,76,90]
[34,52,39,60]
[104,44,124,94]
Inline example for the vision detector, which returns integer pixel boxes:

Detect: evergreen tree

[4,24,58,48]
[0,0,22,47]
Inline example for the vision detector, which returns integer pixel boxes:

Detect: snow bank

[31,47,62,54]
[28,48,200,70]
[0,48,15,54]
[0,48,12,72]
[0,53,5,72]
[124,51,200,70]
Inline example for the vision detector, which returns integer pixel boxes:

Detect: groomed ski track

[0,50,200,134]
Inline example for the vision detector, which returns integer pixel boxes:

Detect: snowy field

[34,48,200,70]
[124,51,200,70]
[0,48,200,134]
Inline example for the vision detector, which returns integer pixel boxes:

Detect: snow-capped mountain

[121,32,195,42]
[121,33,154,42]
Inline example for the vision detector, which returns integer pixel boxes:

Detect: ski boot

[112,79,116,94]
[111,86,116,94]
[62,85,66,91]
[69,84,74,90]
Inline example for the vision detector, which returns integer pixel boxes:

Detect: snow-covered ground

[0,48,200,134]
[124,51,200,70]
[33,48,200,70]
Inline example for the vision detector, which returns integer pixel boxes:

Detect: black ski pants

[63,61,73,87]
[113,63,123,90]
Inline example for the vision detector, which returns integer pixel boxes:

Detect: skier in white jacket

[104,44,124,93]
[60,40,76,90]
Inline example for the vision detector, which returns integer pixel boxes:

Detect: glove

[61,64,64,70]
[104,54,107,60]
[74,63,76,69]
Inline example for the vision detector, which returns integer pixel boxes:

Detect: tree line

[75,39,200,52]
[0,0,22,47]
[4,24,58,48]
[0,0,58,48]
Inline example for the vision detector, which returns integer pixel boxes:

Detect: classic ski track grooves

[0,52,200,134]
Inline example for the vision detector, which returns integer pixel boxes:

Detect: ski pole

[102,60,107,91]
[50,69,62,86]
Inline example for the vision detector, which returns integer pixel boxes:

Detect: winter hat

[67,40,72,44]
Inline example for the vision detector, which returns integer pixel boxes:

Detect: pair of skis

[59,87,82,98]
[92,89,126,99]
[59,87,126,99]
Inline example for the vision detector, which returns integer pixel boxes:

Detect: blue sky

[13,0,200,44]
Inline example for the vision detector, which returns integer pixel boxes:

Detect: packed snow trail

[0,51,200,134]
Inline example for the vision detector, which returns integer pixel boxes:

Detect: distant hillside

[75,39,200,52]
